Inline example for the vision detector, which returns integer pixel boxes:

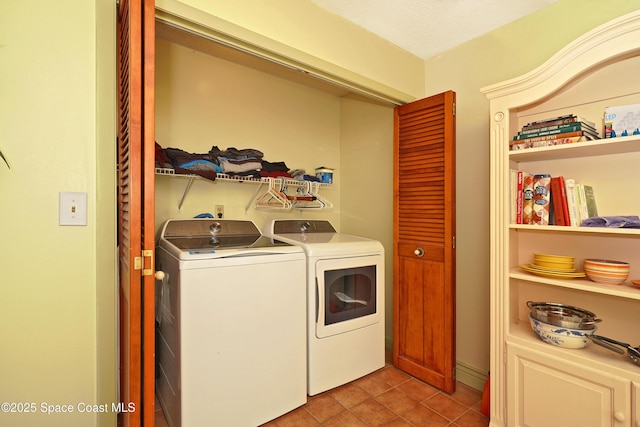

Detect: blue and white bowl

[528,314,596,349]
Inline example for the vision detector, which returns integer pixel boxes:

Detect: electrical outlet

[215,205,224,219]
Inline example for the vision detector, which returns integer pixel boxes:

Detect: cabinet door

[509,344,631,427]
[393,91,456,393]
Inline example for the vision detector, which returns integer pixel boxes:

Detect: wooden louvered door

[117,0,156,426]
[393,91,456,393]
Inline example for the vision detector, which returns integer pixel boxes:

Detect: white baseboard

[455,361,488,392]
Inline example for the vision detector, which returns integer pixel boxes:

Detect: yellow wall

[424,0,640,380]
[156,0,425,102]
[338,96,394,341]
[0,0,116,426]
[154,37,343,227]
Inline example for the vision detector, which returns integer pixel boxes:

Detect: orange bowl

[583,259,629,285]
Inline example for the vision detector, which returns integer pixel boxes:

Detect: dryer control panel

[272,220,337,234]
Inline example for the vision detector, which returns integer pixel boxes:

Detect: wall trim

[456,361,488,392]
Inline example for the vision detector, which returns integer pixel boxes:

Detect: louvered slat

[397,104,446,244]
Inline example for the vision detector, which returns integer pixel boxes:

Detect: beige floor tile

[329,383,372,409]
[402,405,450,427]
[350,398,397,426]
[375,388,418,415]
[305,394,346,423]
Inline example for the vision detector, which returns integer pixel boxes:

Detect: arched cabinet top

[481,10,640,105]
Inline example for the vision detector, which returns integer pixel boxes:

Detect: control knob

[300,221,311,232]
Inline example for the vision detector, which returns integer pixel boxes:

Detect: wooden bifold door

[393,91,456,393]
[117,0,156,426]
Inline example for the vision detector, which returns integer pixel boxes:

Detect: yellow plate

[520,264,586,279]
[533,253,575,261]
[529,263,576,273]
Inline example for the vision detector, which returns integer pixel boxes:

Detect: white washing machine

[264,219,385,395]
[155,219,307,427]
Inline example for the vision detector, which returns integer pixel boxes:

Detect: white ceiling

[310,0,560,59]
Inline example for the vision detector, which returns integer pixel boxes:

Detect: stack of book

[511,171,598,227]
[510,114,600,150]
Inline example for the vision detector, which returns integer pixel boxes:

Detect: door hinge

[452,235,456,249]
[134,249,154,276]
[452,102,456,116]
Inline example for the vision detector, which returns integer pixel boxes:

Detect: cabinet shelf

[509,134,640,163]
[509,223,640,236]
[508,320,640,377]
[155,167,331,187]
[510,267,640,301]
[155,167,332,211]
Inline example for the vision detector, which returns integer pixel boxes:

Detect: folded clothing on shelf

[581,215,640,228]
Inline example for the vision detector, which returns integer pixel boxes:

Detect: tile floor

[155,357,489,427]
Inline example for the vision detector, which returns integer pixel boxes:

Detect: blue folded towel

[581,215,640,228]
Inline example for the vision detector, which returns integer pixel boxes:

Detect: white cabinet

[508,342,631,427]
[635,382,640,427]
[482,11,640,427]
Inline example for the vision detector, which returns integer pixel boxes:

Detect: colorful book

[564,178,580,226]
[522,174,534,224]
[550,177,567,226]
[510,134,594,150]
[513,123,598,140]
[510,169,517,224]
[583,185,598,218]
[518,121,597,136]
[515,171,524,224]
[558,176,571,226]
[575,184,589,226]
[522,115,596,131]
[532,174,551,225]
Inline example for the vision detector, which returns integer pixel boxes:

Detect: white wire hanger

[255,177,293,210]
[290,181,333,210]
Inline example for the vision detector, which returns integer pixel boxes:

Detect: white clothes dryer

[265,219,385,395]
[155,219,306,427]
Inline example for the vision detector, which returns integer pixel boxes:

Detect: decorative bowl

[527,301,601,330]
[528,314,596,349]
[583,259,630,285]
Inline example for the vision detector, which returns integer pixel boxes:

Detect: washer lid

[164,234,292,251]
[162,218,261,239]
[158,219,299,259]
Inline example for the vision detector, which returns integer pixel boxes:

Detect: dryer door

[315,254,384,338]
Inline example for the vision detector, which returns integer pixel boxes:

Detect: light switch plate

[59,192,87,226]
